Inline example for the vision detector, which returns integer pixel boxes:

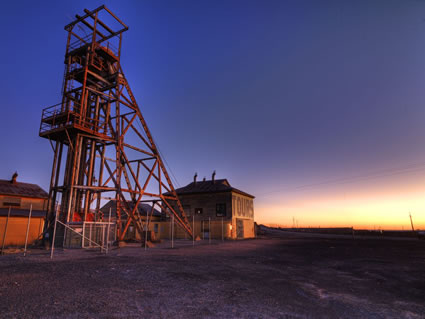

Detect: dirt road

[0,230,424,318]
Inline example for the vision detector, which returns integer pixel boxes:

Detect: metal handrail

[69,33,92,52]
[40,102,110,136]
[68,32,119,58]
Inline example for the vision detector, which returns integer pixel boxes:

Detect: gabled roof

[166,179,255,198]
[100,200,162,217]
[0,179,48,199]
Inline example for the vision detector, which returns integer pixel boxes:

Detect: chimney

[11,172,18,184]
[212,170,216,183]
[193,172,197,184]
[203,177,206,182]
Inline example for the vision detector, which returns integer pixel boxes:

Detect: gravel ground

[0,230,424,318]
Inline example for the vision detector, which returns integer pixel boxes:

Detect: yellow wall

[232,194,254,219]
[231,193,255,239]
[242,219,255,238]
[0,216,44,246]
[0,195,47,210]
[160,220,233,240]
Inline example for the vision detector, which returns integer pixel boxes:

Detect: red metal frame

[40,5,192,244]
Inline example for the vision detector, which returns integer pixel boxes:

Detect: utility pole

[409,212,415,233]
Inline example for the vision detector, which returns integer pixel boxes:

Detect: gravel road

[0,230,424,318]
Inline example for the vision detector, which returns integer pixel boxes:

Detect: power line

[156,144,181,188]
[257,161,425,197]
[134,118,181,188]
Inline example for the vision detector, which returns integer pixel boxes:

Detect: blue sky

[1,0,425,228]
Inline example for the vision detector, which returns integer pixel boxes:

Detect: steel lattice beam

[40,6,192,245]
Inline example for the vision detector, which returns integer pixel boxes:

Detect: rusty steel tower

[39,5,192,244]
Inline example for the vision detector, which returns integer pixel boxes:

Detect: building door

[201,220,210,239]
[125,222,136,241]
[236,219,244,239]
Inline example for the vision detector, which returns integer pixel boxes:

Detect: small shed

[0,173,48,246]
[100,200,162,241]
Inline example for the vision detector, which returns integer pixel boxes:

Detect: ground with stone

[0,229,424,318]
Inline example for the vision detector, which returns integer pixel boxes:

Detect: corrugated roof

[0,179,48,199]
[166,179,255,198]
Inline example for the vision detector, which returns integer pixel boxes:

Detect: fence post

[145,208,148,251]
[62,223,67,248]
[24,204,33,257]
[82,221,86,248]
[222,217,224,241]
[171,215,174,249]
[50,206,59,259]
[1,206,11,255]
[101,223,105,253]
[106,207,111,254]
[89,223,92,248]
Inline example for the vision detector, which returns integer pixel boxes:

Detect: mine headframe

[39,5,192,243]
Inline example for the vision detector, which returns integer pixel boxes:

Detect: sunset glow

[255,170,425,230]
[1,1,425,231]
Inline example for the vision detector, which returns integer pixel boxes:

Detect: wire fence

[1,205,255,259]
[61,221,116,250]
[0,205,44,256]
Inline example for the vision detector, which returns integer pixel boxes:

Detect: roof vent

[212,170,216,184]
[11,172,18,184]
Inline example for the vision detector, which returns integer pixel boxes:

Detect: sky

[1,0,425,230]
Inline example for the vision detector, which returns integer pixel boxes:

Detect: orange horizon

[257,222,423,231]
[255,211,425,230]
[251,171,425,231]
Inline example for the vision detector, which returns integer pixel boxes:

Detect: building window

[195,208,203,214]
[216,203,226,217]
[3,197,21,207]
[154,224,158,233]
